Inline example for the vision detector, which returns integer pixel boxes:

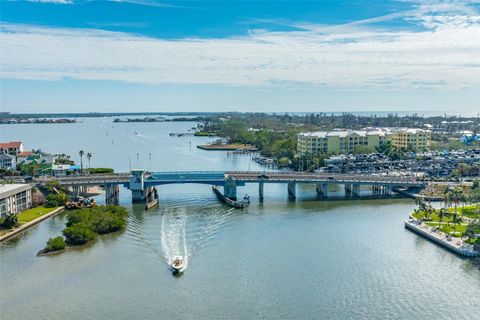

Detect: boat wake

[160,208,189,270]
[127,195,239,272]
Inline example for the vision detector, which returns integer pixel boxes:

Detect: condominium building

[0,184,32,218]
[388,128,431,151]
[297,128,431,155]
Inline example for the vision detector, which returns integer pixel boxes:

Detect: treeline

[199,112,479,133]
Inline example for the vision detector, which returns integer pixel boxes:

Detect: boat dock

[404,217,478,257]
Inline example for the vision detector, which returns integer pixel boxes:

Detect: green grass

[18,206,58,223]
[412,204,480,238]
[425,222,467,237]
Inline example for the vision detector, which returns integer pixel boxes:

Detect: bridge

[36,170,426,207]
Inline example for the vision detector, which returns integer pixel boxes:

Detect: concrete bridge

[37,170,426,206]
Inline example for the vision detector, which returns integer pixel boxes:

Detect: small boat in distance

[170,256,185,273]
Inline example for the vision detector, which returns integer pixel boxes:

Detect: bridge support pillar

[352,184,360,197]
[385,186,392,196]
[259,181,264,202]
[316,183,328,199]
[345,184,352,196]
[224,179,237,200]
[72,186,80,197]
[130,169,146,203]
[132,190,146,203]
[288,182,296,200]
[105,184,120,205]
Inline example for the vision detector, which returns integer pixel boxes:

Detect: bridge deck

[38,171,425,187]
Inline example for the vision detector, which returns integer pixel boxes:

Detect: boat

[170,256,185,273]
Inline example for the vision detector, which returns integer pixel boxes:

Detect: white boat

[170,256,185,273]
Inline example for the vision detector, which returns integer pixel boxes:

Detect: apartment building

[298,128,431,155]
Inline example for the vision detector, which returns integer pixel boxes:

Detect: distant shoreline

[1,111,479,119]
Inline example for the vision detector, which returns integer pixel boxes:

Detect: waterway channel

[0,118,479,319]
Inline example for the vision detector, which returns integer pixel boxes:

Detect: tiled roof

[0,141,22,149]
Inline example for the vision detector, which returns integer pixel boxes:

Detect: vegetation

[79,150,85,173]
[63,223,96,245]
[61,205,128,246]
[88,167,114,174]
[0,214,18,229]
[18,206,58,223]
[451,163,480,177]
[375,141,405,160]
[86,152,92,169]
[413,191,480,243]
[45,192,69,207]
[44,236,66,252]
[54,153,74,165]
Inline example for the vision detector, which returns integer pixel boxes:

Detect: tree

[463,222,480,243]
[86,153,92,169]
[79,150,85,174]
[44,236,66,252]
[1,213,18,229]
[63,223,96,245]
[450,187,463,214]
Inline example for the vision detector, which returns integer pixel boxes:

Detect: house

[0,184,32,218]
[52,164,81,177]
[0,141,23,156]
[0,153,16,169]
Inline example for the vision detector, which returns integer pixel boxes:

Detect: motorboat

[170,256,185,273]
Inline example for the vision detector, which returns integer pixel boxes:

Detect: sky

[0,0,479,114]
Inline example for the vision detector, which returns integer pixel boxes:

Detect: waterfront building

[298,128,431,155]
[0,141,23,156]
[52,164,81,177]
[0,184,32,218]
[0,153,16,170]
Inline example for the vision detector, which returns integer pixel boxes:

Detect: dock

[404,217,478,257]
[197,144,258,151]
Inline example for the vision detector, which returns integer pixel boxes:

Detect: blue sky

[1,0,479,114]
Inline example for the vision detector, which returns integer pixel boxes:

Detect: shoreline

[404,216,478,257]
[0,207,65,243]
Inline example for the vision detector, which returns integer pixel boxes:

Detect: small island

[38,205,128,255]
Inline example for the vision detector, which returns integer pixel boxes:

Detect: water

[1,119,479,320]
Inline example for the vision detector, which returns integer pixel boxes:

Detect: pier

[36,170,426,208]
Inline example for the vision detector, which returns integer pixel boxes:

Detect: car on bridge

[257,174,270,179]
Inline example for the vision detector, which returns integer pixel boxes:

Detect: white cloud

[1,2,479,89]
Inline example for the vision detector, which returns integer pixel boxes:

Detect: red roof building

[0,141,24,155]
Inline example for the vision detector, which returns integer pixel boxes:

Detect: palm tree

[451,187,463,215]
[86,152,92,169]
[79,150,84,174]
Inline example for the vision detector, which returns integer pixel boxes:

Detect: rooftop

[299,127,430,138]
[0,141,22,149]
[0,184,32,199]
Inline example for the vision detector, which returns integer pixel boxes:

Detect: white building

[0,184,32,218]
[52,164,71,177]
[0,141,24,155]
[0,153,16,169]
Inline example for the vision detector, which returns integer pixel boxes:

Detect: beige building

[297,128,431,155]
[0,184,32,218]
